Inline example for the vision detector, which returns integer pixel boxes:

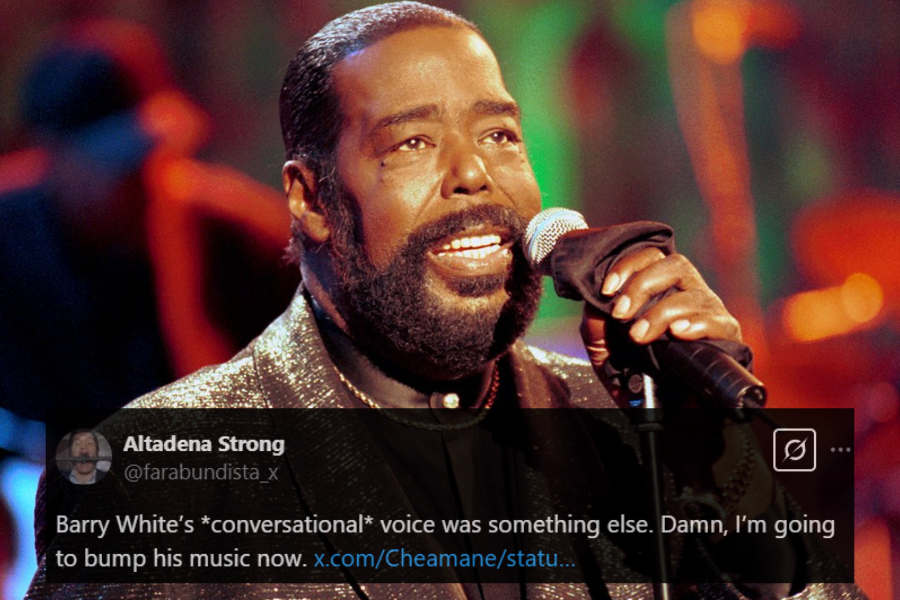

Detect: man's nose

[440,140,492,198]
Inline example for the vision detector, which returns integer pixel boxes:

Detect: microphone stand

[636,374,673,600]
[632,377,783,600]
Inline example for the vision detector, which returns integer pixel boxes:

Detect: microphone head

[523,208,588,274]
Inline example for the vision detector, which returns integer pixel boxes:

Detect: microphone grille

[523,208,588,272]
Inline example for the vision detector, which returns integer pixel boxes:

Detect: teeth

[440,234,502,253]
[436,242,505,259]
[435,234,507,260]
[458,247,489,259]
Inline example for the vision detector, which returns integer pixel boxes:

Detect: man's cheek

[357,211,408,269]
[493,164,541,214]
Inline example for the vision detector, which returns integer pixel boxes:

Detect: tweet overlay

[43,408,853,585]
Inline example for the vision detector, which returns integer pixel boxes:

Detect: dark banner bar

[43,408,853,585]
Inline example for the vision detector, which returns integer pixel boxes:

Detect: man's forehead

[332,26,513,131]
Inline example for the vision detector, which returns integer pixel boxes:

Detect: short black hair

[279,1,480,175]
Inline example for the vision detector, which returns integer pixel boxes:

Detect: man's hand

[579,248,776,537]
[579,247,742,390]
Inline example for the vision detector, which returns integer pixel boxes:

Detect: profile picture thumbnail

[55,429,112,485]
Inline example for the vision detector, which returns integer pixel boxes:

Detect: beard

[307,177,543,380]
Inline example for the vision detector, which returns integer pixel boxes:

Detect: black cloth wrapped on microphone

[541,221,765,408]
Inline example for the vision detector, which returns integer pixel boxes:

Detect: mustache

[402,204,528,256]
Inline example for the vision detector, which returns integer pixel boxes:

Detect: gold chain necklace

[334,365,499,431]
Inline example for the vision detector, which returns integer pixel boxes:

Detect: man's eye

[397,137,429,152]
[484,130,518,145]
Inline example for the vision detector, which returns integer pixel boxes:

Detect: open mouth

[427,228,514,277]
[434,232,509,259]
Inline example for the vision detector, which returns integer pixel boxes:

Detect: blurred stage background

[0,0,897,598]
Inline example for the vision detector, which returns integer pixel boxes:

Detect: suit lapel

[252,288,351,410]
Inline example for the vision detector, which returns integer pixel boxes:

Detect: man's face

[71,432,98,475]
[333,26,541,310]
[321,26,543,378]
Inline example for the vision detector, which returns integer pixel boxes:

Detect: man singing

[30,3,861,599]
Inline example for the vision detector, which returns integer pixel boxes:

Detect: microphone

[523,208,766,409]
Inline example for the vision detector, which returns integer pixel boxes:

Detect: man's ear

[282,160,330,244]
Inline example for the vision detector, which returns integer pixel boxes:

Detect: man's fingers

[611,253,704,321]
[666,314,742,342]
[601,247,666,296]
[627,288,742,344]
[630,310,743,344]
[580,304,609,368]
[590,249,743,375]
